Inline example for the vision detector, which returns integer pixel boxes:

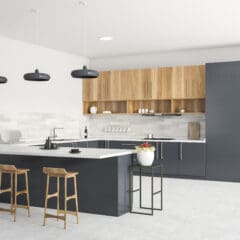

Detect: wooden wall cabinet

[172,65,205,99]
[83,65,206,114]
[152,67,172,99]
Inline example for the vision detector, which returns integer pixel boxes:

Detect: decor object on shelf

[23,9,50,82]
[89,105,97,114]
[136,142,155,166]
[71,2,98,79]
[0,76,7,84]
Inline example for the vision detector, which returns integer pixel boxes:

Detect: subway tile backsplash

[0,112,87,141]
[86,114,206,139]
[0,112,205,142]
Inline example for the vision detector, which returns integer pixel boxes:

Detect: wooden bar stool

[43,167,79,229]
[0,164,30,222]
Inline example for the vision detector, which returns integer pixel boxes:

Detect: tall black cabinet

[206,61,240,181]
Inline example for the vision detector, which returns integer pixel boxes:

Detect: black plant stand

[129,163,163,216]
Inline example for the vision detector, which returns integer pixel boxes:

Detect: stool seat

[43,167,79,229]
[0,164,30,221]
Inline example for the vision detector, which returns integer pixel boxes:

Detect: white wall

[90,46,240,70]
[0,35,88,141]
[0,35,88,113]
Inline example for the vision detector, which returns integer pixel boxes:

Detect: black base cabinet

[179,143,206,177]
[109,140,206,178]
[161,142,179,175]
[159,142,206,178]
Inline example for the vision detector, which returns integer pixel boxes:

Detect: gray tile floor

[0,177,240,240]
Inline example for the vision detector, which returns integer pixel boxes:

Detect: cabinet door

[109,141,141,149]
[152,67,172,99]
[172,65,205,99]
[139,69,154,99]
[172,66,185,98]
[206,62,240,181]
[184,65,205,98]
[110,70,122,100]
[161,142,179,175]
[82,78,98,101]
[97,71,111,100]
[120,70,141,100]
[87,141,99,148]
[179,143,206,177]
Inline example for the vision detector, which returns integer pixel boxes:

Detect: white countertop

[20,137,206,145]
[0,145,135,159]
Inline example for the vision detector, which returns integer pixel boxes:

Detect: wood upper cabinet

[152,67,172,99]
[120,69,141,100]
[97,71,111,100]
[172,65,205,99]
[184,65,205,98]
[82,78,98,101]
[83,65,205,101]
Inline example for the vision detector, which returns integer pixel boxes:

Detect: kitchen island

[0,145,135,216]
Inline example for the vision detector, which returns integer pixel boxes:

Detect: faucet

[52,127,64,140]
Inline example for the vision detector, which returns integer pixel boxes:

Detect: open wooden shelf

[83,99,205,114]
[172,99,205,113]
[83,101,127,114]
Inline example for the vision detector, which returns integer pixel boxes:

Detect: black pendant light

[71,2,99,79]
[24,69,50,81]
[0,76,7,84]
[71,65,99,78]
[23,9,51,82]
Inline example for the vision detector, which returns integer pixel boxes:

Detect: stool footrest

[58,209,78,216]
[47,192,58,199]
[0,207,13,213]
[16,190,27,196]
[0,188,12,194]
[66,194,77,201]
[12,204,29,210]
[45,213,65,221]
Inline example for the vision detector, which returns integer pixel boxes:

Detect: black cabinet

[160,142,179,175]
[179,143,206,177]
[159,142,206,177]
[206,61,240,181]
[109,141,141,149]
[57,140,105,148]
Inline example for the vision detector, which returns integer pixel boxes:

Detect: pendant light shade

[71,65,99,79]
[24,69,50,81]
[0,76,7,84]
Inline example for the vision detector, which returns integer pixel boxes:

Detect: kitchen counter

[0,144,135,159]
[18,137,206,146]
[0,144,135,217]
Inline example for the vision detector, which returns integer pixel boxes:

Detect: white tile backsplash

[86,114,206,139]
[0,112,205,142]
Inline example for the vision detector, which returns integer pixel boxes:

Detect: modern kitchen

[0,0,240,239]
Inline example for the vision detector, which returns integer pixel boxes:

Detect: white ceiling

[0,0,240,58]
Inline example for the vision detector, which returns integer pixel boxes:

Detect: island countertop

[0,144,135,159]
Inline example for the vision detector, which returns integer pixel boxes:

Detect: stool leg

[10,173,13,215]
[64,177,67,229]
[14,173,17,222]
[43,175,49,226]
[0,172,2,189]
[73,176,79,224]
[25,172,30,217]
[57,176,60,221]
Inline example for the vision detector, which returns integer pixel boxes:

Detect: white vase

[137,150,155,166]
